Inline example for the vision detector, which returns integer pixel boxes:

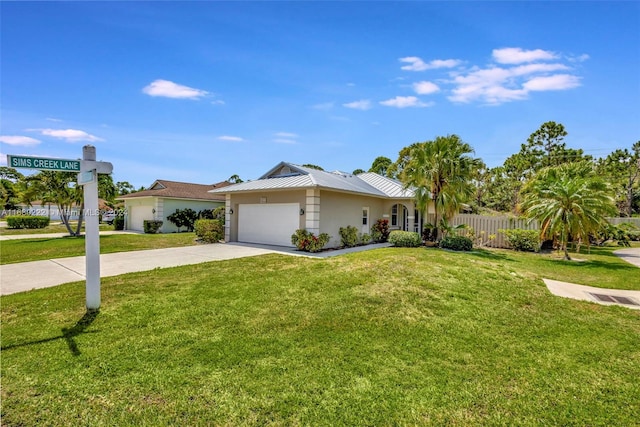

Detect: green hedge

[194,219,224,243]
[113,216,125,230]
[291,229,331,253]
[500,229,540,252]
[143,220,163,234]
[439,235,473,251]
[388,230,422,247]
[5,215,50,229]
[339,225,359,248]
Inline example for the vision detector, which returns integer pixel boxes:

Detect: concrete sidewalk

[544,247,640,309]
[0,242,392,295]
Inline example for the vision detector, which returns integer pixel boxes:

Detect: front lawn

[0,221,113,235]
[0,233,199,264]
[2,248,638,426]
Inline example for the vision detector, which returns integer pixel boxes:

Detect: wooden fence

[427,214,640,249]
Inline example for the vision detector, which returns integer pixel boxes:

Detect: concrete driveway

[0,244,283,295]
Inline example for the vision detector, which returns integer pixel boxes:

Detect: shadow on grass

[1,309,99,356]
[467,248,514,261]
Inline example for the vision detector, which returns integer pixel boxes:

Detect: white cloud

[400,56,461,71]
[217,135,243,142]
[492,47,558,64]
[211,100,225,105]
[523,74,581,91]
[379,96,432,108]
[35,128,104,142]
[275,132,298,138]
[273,139,297,144]
[142,79,208,99]
[413,81,440,95]
[343,99,372,110]
[448,59,580,104]
[46,117,63,122]
[0,135,42,146]
[568,53,590,63]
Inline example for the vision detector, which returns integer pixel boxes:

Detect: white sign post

[8,147,113,310]
[78,145,113,310]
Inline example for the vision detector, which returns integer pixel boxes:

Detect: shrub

[143,220,163,234]
[339,225,359,247]
[113,216,125,231]
[291,229,331,253]
[194,219,224,243]
[167,208,198,232]
[360,233,371,244]
[198,206,225,223]
[371,219,390,242]
[439,235,473,251]
[5,215,49,229]
[388,230,421,247]
[500,229,540,252]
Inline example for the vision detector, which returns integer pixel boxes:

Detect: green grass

[2,248,639,426]
[0,233,199,264]
[0,221,113,235]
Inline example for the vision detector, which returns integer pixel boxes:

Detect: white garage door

[238,203,299,247]
[129,205,154,232]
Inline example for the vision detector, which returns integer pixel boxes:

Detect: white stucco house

[118,180,229,233]
[210,162,431,248]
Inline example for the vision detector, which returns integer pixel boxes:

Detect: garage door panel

[129,206,154,232]
[238,203,299,247]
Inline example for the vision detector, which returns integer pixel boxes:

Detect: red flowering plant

[291,229,331,252]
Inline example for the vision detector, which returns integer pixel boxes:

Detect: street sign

[77,169,96,185]
[7,155,81,172]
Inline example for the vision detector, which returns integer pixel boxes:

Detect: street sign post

[7,155,81,172]
[7,148,113,310]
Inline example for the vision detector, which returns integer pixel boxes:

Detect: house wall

[226,190,307,242]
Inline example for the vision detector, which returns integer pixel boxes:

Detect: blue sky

[1,1,639,188]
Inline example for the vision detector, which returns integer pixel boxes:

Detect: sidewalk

[0,242,391,295]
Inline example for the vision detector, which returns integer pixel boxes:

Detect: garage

[238,203,300,247]
[128,205,154,232]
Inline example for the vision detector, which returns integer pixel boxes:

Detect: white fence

[431,214,639,249]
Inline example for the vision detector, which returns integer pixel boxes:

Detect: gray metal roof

[210,162,416,199]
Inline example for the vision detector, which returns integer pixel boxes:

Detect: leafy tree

[352,168,366,175]
[397,135,480,240]
[597,142,640,216]
[0,167,24,210]
[116,181,136,195]
[228,174,243,184]
[520,162,617,260]
[368,156,393,176]
[98,174,117,204]
[302,164,324,171]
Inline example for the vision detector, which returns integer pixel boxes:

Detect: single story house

[210,161,430,248]
[118,180,229,233]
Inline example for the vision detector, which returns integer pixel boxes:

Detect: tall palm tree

[520,162,617,260]
[398,135,480,240]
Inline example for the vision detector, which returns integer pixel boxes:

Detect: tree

[397,135,480,240]
[116,181,136,195]
[302,164,324,171]
[526,121,568,167]
[0,167,24,210]
[597,142,640,216]
[352,168,366,175]
[228,174,243,184]
[368,156,393,176]
[98,174,117,204]
[22,171,84,236]
[167,208,198,232]
[520,162,617,260]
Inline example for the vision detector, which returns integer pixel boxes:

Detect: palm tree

[520,162,617,260]
[398,135,480,240]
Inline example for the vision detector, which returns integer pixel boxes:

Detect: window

[391,204,398,226]
[362,208,368,225]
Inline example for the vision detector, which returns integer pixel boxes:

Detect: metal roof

[210,162,416,199]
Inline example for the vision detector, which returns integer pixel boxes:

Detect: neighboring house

[210,161,430,248]
[118,180,229,233]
